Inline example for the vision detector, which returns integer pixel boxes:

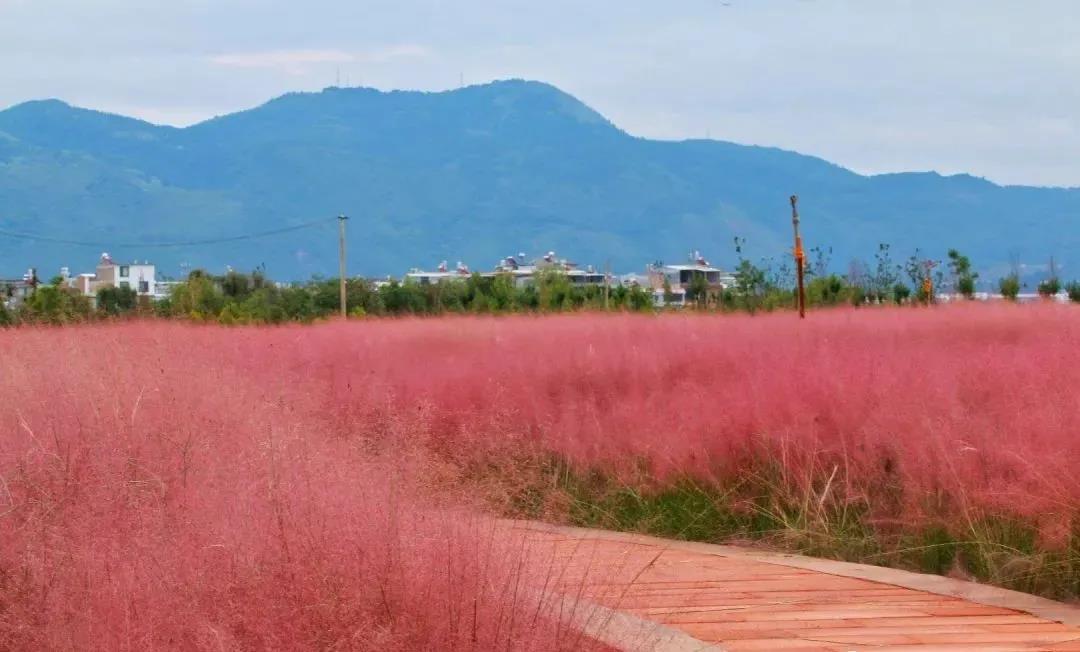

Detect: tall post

[922,260,937,305]
[338,214,348,319]
[790,195,806,319]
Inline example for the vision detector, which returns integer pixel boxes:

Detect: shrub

[1068,281,1080,303]
[999,274,1021,301]
[1038,276,1061,298]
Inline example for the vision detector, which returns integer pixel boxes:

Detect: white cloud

[2,0,1078,185]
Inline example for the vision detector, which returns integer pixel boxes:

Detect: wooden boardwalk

[512,521,1080,652]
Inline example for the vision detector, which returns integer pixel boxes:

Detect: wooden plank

[512,523,1080,651]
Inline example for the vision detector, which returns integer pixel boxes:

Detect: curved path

[509,521,1080,652]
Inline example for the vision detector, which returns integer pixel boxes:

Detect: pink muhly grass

[0,331,612,651]
[2,302,1080,645]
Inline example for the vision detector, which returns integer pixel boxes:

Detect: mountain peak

[1,80,1076,282]
[188,78,618,141]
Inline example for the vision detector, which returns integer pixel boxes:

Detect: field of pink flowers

[2,303,1079,647]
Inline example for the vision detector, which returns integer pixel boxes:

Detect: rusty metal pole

[922,260,936,305]
[790,195,806,319]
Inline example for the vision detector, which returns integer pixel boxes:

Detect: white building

[74,253,164,299]
[492,251,607,288]
[403,252,609,289]
[404,261,473,285]
[649,252,737,290]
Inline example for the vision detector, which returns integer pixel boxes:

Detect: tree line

[2,246,1078,326]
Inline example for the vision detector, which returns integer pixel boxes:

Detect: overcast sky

[1,0,1077,187]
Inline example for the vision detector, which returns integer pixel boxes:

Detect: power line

[0,217,336,249]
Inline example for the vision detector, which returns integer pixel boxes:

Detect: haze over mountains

[0,79,1076,281]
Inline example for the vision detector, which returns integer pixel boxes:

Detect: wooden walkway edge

[508,520,1080,651]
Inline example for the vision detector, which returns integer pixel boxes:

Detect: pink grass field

[2,304,1079,647]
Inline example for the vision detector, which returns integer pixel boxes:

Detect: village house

[404,251,609,288]
[73,253,166,299]
[404,261,473,285]
[1,269,38,310]
[647,251,736,307]
[648,251,737,290]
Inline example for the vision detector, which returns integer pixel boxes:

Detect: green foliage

[167,270,224,320]
[999,274,1021,301]
[892,282,911,305]
[687,272,710,308]
[1067,281,1080,303]
[805,274,852,307]
[96,285,138,316]
[871,243,900,302]
[1038,276,1061,298]
[947,249,978,299]
[733,259,766,313]
[19,280,93,324]
[536,270,573,311]
[2,241,1016,326]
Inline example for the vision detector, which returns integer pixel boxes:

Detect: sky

[1,0,1078,187]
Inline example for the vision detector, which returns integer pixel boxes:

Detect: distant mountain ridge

[0,79,1076,280]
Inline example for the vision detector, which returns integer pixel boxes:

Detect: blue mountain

[0,79,1076,280]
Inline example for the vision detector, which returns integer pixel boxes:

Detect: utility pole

[790,195,806,319]
[338,214,348,319]
[922,260,938,305]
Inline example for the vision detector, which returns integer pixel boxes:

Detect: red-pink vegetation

[2,304,1079,645]
[201,303,1079,529]
[0,332,611,650]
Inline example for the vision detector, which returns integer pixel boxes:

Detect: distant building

[404,261,473,285]
[647,251,736,307]
[492,251,607,288]
[75,253,165,299]
[403,251,609,288]
[37,253,175,305]
[652,286,687,308]
[1,269,39,309]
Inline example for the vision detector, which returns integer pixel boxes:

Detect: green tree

[805,274,850,306]
[999,274,1021,301]
[1038,257,1061,298]
[536,269,573,311]
[168,270,224,319]
[733,259,766,313]
[379,280,427,314]
[872,243,899,303]
[21,280,92,324]
[687,272,709,309]
[219,270,252,299]
[96,285,138,316]
[1038,277,1061,298]
[1066,281,1080,303]
[489,273,518,312]
[626,284,653,311]
[892,282,911,305]
[947,249,978,299]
